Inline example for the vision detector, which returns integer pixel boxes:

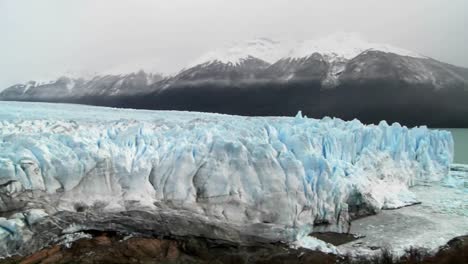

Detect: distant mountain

[0,70,163,101]
[173,56,270,82]
[2,33,468,127]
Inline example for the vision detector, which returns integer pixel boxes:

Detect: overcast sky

[1,0,467,88]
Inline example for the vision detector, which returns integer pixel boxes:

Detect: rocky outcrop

[2,233,467,264]
[0,231,335,264]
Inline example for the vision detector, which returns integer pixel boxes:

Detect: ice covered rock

[0,209,48,256]
[0,102,454,256]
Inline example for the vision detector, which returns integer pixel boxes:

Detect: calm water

[446,128,468,164]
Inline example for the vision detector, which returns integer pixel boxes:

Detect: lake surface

[446,128,468,164]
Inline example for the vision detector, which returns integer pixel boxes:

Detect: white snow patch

[66,79,75,92]
[24,209,48,225]
[23,83,34,94]
[293,235,339,254]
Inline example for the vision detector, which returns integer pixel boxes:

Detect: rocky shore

[1,232,466,264]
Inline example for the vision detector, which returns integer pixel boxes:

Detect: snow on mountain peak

[190,33,424,67]
[288,32,424,60]
[189,37,291,67]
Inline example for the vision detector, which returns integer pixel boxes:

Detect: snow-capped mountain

[287,32,423,60]
[1,33,468,127]
[176,33,465,88]
[0,70,163,100]
[188,33,423,67]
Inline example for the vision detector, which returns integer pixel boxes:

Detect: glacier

[0,101,453,257]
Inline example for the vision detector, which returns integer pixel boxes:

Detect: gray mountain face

[174,56,270,82]
[3,51,467,97]
[0,70,163,101]
[1,50,468,127]
[257,50,468,88]
[339,51,468,87]
[260,53,330,82]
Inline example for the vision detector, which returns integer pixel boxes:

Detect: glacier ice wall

[0,102,453,252]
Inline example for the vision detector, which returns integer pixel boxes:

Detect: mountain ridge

[2,33,468,127]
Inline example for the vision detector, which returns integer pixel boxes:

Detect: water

[446,128,468,164]
[339,179,468,256]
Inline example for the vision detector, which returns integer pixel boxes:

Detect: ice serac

[0,102,453,256]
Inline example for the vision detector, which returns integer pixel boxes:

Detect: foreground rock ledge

[1,233,467,264]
